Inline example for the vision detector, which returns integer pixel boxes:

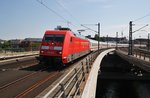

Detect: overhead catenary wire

[133,13,150,22]
[36,0,69,22]
[54,0,75,19]
[81,24,98,33]
[54,0,82,27]
[36,0,78,28]
[132,24,149,33]
[121,12,150,36]
[36,0,101,34]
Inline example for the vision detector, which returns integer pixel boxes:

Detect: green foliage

[1,41,11,49]
[31,42,41,51]
[0,40,41,52]
[31,42,41,47]
[94,34,99,40]
[94,34,105,42]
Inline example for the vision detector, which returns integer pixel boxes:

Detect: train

[38,27,129,67]
[39,27,91,66]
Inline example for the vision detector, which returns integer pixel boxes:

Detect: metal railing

[117,47,150,61]
[42,51,99,98]
[134,48,150,61]
[82,48,115,98]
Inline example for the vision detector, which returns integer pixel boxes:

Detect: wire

[36,0,100,32]
[54,0,82,26]
[54,0,74,18]
[36,0,70,24]
[36,0,80,29]
[133,13,150,22]
[133,24,148,33]
[81,24,98,33]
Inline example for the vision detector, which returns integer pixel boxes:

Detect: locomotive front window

[44,35,54,42]
[44,34,64,42]
[55,35,64,42]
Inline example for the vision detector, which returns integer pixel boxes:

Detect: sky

[0,0,150,40]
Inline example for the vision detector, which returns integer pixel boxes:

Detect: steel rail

[15,71,59,98]
[0,53,38,61]
[0,66,48,91]
[0,72,37,90]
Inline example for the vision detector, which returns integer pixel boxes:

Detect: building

[24,38,42,42]
[9,39,23,48]
[20,38,42,51]
[92,34,128,43]
[134,38,148,45]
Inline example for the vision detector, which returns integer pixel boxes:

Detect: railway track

[0,53,38,61]
[0,55,39,71]
[0,66,48,90]
[0,64,62,98]
[15,71,60,98]
[0,51,100,98]
[0,51,88,98]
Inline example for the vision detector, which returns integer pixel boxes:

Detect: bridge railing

[81,49,115,98]
[41,51,99,98]
[134,48,150,61]
[117,47,150,61]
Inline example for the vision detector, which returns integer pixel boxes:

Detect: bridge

[36,47,150,98]
[1,46,149,98]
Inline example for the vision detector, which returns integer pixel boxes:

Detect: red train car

[39,28,90,66]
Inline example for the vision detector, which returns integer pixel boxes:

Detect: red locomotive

[39,27,90,66]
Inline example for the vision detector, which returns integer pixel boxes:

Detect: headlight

[40,50,44,53]
[54,46,62,50]
[59,52,62,54]
[41,46,49,49]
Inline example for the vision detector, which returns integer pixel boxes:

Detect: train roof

[54,26,88,40]
[45,29,88,41]
[73,32,88,40]
[45,30,72,34]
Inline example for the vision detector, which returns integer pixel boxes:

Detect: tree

[2,41,11,49]
[94,34,99,40]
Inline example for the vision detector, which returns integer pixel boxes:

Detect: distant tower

[121,31,123,38]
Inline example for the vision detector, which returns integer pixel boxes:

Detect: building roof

[24,38,42,42]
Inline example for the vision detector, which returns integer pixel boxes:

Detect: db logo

[49,46,54,50]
